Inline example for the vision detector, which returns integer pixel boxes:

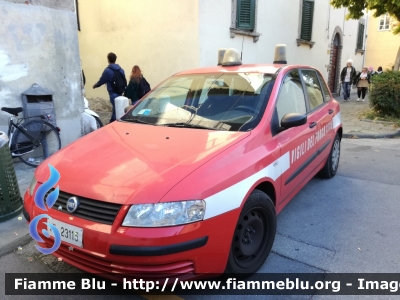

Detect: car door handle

[309,122,317,129]
[328,109,334,114]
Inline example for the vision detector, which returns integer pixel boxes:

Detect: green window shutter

[357,23,365,49]
[300,0,314,41]
[236,0,256,31]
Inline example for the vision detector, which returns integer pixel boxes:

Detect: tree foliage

[331,0,400,34]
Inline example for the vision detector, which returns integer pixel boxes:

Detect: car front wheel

[225,190,276,276]
[319,132,341,179]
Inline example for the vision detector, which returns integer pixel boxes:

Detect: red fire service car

[23,45,342,280]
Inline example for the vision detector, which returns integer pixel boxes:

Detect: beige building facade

[77,0,368,108]
[78,0,200,110]
[365,13,400,71]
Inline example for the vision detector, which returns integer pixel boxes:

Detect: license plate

[47,219,83,248]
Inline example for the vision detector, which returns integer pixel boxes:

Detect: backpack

[138,77,151,98]
[108,67,127,95]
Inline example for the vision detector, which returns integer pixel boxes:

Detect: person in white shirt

[340,59,357,102]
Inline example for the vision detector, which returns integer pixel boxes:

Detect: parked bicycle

[1,107,61,167]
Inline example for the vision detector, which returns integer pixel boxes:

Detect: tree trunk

[394,46,400,71]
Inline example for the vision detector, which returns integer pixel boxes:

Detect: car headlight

[122,200,206,227]
[28,175,37,196]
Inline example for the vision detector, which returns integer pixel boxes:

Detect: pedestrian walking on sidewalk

[354,67,371,102]
[340,59,357,102]
[93,53,127,123]
[124,65,142,105]
[125,65,151,106]
[376,66,383,75]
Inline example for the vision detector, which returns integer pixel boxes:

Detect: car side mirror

[280,113,307,129]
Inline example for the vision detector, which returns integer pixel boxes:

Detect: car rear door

[271,69,318,211]
[299,69,335,171]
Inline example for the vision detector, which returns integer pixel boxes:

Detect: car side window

[276,69,307,127]
[301,70,325,110]
[316,72,332,102]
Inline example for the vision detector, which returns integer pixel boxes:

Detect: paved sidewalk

[336,91,400,138]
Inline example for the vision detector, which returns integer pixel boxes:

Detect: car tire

[319,133,341,179]
[225,190,276,276]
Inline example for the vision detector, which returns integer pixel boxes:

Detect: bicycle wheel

[11,120,61,167]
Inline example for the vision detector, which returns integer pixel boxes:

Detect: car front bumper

[24,190,239,281]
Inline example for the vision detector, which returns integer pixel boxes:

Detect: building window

[230,0,260,42]
[357,22,365,50]
[300,0,314,41]
[379,13,391,31]
[236,0,256,31]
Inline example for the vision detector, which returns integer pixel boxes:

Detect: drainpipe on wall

[362,10,369,68]
[327,4,331,40]
[343,8,346,36]
[326,4,331,78]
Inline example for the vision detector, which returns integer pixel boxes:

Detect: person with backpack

[93,52,127,123]
[124,65,143,105]
[125,65,151,101]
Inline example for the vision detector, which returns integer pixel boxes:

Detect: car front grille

[47,189,122,225]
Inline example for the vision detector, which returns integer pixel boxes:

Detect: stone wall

[0,0,83,147]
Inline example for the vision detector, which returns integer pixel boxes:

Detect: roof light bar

[273,44,287,64]
[217,48,228,66]
[221,48,242,67]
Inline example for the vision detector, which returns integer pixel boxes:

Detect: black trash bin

[0,132,23,223]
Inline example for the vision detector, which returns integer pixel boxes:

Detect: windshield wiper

[158,122,227,131]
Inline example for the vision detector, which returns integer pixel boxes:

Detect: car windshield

[121,72,274,131]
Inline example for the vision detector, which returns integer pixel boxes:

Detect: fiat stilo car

[23,46,342,281]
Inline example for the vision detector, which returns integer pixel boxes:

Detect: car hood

[35,121,250,205]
